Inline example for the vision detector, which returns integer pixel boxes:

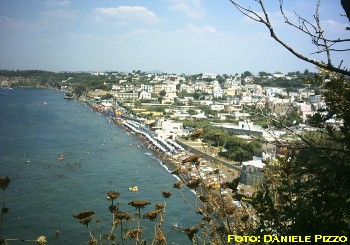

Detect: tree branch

[228,0,350,76]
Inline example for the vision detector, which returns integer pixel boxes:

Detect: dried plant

[155,202,165,210]
[114,211,131,221]
[124,229,141,239]
[107,190,120,200]
[0,176,47,244]
[73,190,179,244]
[73,210,95,220]
[184,226,199,242]
[186,179,201,189]
[128,200,151,210]
[0,177,10,190]
[143,210,160,222]
[155,226,167,245]
[173,180,183,189]
[161,191,172,199]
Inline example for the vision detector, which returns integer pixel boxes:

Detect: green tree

[73,84,87,98]
[187,109,197,115]
[193,92,201,100]
[228,0,350,238]
[241,71,253,78]
[252,128,350,237]
[101,93,114,100]
[258,71,270,77]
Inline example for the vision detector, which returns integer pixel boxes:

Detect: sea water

[0,88,200,244]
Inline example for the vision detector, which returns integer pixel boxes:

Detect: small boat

[129,186,139,192]
[57,155,64,161]
[172,222,178,229]
[64,93,74,99]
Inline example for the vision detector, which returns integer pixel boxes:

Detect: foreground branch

[228,0,350,76]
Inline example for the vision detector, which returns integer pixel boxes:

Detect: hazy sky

[0,0,349,75]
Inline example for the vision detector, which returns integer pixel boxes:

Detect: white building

[113,91,138,100]
[200,100,213,106]
[140,84,154,93]
[213,85,224,98]
[155,120,184,139]
[240,159,265,185]
[272,72,285,78]
[202,73,216,79]
[210,104,225,111]
[139,91,152,100]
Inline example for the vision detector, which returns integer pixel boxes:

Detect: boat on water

[64,92,74,99]
[57,155,64,161]
[129,186,139,192]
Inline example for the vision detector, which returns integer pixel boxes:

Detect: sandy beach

[87,102,244,207]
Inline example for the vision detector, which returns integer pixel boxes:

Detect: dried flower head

[37,236,47,245]
[128,200,151,209]
[87,239,98,245]
[199,195,211,202]
[173,180,183,189]
[79,216,93,226]
[198,221,206,228]
[124,229,141,239]
[143,210,160,221]
[107,190,120,200]
[114,211,131,221]
[155,202,165,210]
[161,191,172,198]
[0,176,10,190]
[184,226,198,241]
[73,210,95,220]
[186,179,201,189]
[106,234,117,241]
[109,205,118,213]
[155,227,167,245]
[202,215,211,222]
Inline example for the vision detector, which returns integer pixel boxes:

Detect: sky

[0,0,349,75]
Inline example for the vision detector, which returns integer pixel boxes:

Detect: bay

[0,88,200,244]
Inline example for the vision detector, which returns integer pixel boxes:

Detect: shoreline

[82,99,243,210]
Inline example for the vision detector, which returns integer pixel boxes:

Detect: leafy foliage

[250,71,350,237]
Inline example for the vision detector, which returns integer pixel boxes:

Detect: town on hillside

[0,69,338,200]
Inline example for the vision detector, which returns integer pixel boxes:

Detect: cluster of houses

[78,71,335,188]
[88,71,327,127]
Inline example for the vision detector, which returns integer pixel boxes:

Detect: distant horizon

[1,0,347,75]
[0,67,316,76]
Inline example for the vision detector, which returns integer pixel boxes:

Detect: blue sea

[0,88,200,244]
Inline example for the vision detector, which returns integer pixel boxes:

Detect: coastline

[0,88,203,245]
[82,100,241,208]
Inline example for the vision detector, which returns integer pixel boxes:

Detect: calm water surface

[0,88,199,244]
